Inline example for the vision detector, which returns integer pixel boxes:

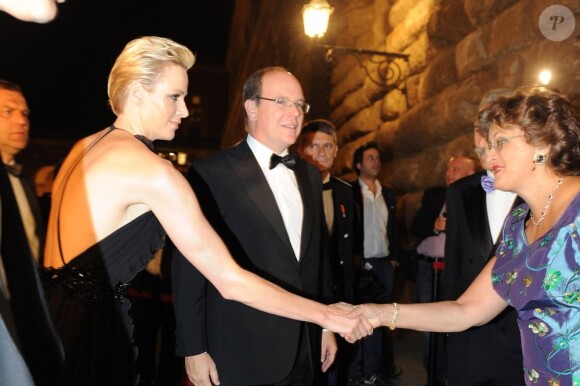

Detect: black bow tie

[269,154,297,170]
[322,181,332,191]
[4,163,22,177]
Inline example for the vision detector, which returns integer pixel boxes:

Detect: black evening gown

[41,128,166,385]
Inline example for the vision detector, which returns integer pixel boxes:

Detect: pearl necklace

[529,177,565,226]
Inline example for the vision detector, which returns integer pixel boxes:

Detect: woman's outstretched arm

[347,257,509,333]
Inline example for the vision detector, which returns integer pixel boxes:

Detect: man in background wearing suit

[410,154,476,386]
[297,119,355,386]
[0,80,44,264]
[348,141,400,386]
[173,67,336,386]
[442,89,523,386]
[0,148,63,385]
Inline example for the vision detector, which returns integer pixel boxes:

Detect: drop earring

[533,151,546,166]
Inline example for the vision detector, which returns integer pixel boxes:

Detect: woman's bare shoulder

[58,128,180,196]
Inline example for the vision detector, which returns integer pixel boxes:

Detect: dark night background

[0,0,234,144]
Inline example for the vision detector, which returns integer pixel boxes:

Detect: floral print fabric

[492,193,580,386]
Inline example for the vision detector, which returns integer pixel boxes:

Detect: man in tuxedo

[410,155,476,386]
[297,119,355,386]
[442,89,523,385]
[172,67,336,386]
[348,141,399,386]
[0,80,44,264]
[0,153,63,385]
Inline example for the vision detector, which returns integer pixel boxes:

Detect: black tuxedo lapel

[463,179,493,262]
[292,159,314,261]
[228,142,295,257]
[15,175,44,262]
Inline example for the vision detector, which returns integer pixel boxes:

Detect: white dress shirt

[358,178,390,258]
[247,135,303,260]
[485,171,517,244]
[8,174,39,262]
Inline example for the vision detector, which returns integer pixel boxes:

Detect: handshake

[324,302,396,343]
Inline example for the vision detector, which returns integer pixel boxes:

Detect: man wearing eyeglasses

[441,89,524,386]
[173,67,338,386]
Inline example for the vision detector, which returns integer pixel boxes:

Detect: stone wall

[224,0,580,195]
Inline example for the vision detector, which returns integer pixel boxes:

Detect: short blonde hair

[107,36,195,114]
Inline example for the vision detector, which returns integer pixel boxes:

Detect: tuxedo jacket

[351,180,398,261]
[0,164,63,386]
[172,140,331,385]
[326,177,355,303]
[410,186,446,244]
[442,171,523,382]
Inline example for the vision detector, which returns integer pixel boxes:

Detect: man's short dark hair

[296,119,337,149]
[352,141,379,175]
[0,79,23,93]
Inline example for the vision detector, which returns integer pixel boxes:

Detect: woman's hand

[323,302,374,343]
[349,303,385,329]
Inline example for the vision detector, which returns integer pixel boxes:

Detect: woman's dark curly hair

[480,86,580,176]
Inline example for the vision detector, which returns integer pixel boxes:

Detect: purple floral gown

[492,193,579,386]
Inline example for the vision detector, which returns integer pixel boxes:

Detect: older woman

[352,86,580,385]
[41,36,371,386]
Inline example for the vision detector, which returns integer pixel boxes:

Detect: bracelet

[389,302,400,331]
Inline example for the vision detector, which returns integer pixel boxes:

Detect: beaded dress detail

[41,127,165,386]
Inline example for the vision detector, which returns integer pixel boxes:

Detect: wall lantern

[302,0,334,38]
[302,0,409,88]
[538,69,552,85]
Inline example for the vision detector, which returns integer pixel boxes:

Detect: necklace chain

[529,177,565,226]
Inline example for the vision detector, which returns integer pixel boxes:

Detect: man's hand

[434,214,446,233]
[325,302,373,343]
[185,352,220,386]
[320,331,337,372]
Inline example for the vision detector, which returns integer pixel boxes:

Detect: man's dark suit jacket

[442,172,523,384]
[410,186,446,244]
[326,177,355,303]
[351,180,398,263]
[172,140,331,385]
[0,164,63,386]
